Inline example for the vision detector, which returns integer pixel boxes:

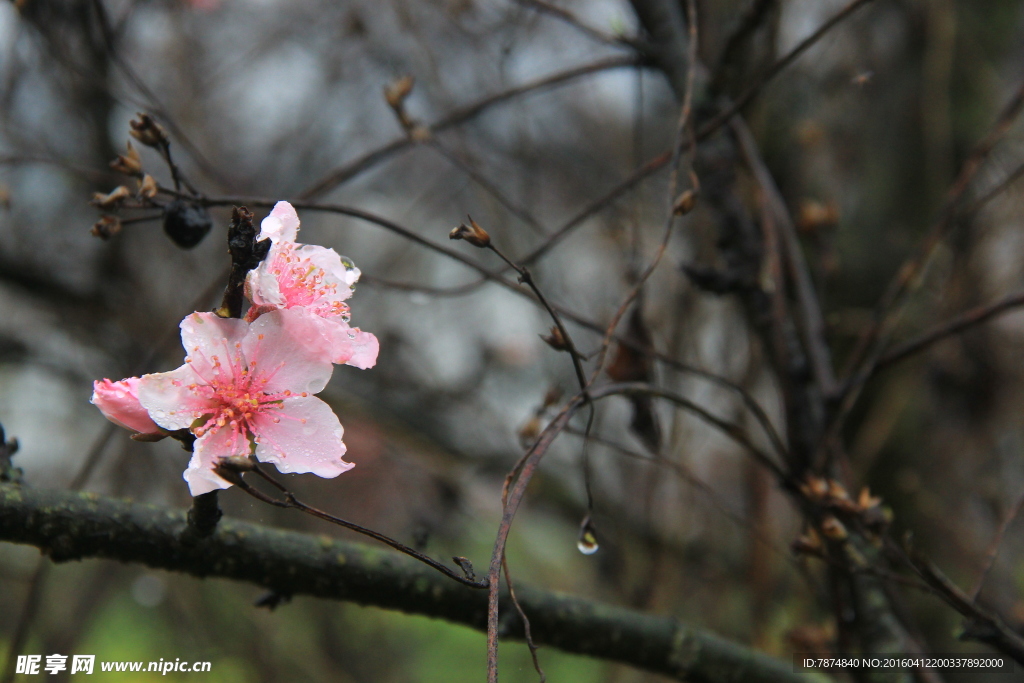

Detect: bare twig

[589,0,699,385]
[485,380,788,681]
[299,57,641,200]
[697,0,875,136]
[829,75,1024,445]
[969,490,1024,602]
[908,553,1024,664]
[232,464,487,589]
[514,0,635,48]
[731,118,837,398]
[875,290,1024,372]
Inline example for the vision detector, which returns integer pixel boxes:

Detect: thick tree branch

[0,483,823,683]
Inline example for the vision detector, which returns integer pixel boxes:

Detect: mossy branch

[0,483,826,683]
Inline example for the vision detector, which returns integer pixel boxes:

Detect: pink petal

[243,309,334,395]
[258,201,300,243]
[136,365,216,431]
[179,312,250,383]
[321,319,379,368]
[183,428,238,496]
[251,396,353,478]
[301,243,360,295]
[244,255,285,309]
[91,377,161,434]
[345,329,379,369]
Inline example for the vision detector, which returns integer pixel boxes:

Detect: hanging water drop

[577,516,599,555]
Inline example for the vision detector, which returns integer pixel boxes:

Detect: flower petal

[136,364,216,431]
[321,319,379,368]
[243,309,334,395]
[91,377,162,434]
[251,396,353,478]
[183,428,238,496]
[301,243,360,297]
[244,250,285,309]
[179,312,250,383]
[345,328,379,369]
[258,201,300,243]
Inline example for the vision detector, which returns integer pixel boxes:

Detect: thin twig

[876,290,1024,371]
[828,74,1024,447]
[907,552,1024,664]
[969,489,1024,601]
[486,243,589,391]
[502,556,546,682]
[233,465,487,589]
[428,142,548,236]
[485,380,790,681]
[731,118,838,399]
[514,0,636,48]
[299,56,641,200]
[697,0,875,137]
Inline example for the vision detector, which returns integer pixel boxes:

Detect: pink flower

[91,377,162,435]
[136,309,354,496]
[244,201,379,369]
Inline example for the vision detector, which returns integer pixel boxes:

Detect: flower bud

[792,528,823,556]
[540,325,569,351]
[92,378,161,435]
[449,217,490,248]
[858,486,882,510]
[163,199,213,249]
[138,174,158,200]
[91,185,131,209]
[110,142,143,176]
[542,386,563,407]
[799,474,830,502]
[672,189,697,215]
[384,75,415,109]
[91,215,122,240]
[129,113,169,148]
[820,515,848,541]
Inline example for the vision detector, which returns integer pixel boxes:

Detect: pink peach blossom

[91,377,162,435]
[245,201,379,369]
[137,309,353,496]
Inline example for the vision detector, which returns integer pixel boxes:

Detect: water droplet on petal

[577,516,599,555]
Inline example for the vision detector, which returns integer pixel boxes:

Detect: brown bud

[820,515,848,541]
[138,174,158,200]
[110,142,143,176]
[384,75,415,109]
[827,479,850,501]
[542,385,563,408]
[799,475,830,502]
[518,416,541,449]
[792,528,823,556]
[91,185,131,209]
[129,113,169,148]
[796,199,839,234]
[540,325,569,351]
[90,215,122,240]
[672,189,697,215]
[858,486,882,510]
[449,216,490,248]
